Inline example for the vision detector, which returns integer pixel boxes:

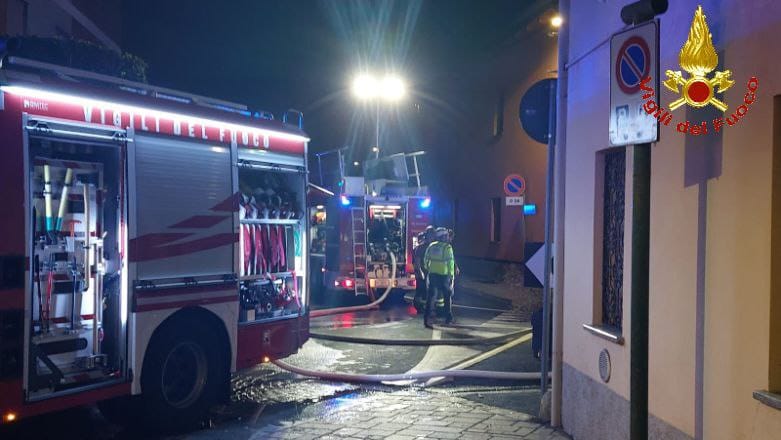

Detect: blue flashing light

[340,195,351,206]
[419,198,431,209]
[523,204,537,216]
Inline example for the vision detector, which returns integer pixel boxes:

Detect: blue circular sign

[615,36,650,94]
[519,78,557,144]
[504,174,526,196]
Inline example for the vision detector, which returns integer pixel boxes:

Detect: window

[599,149,626,332]
[490,197,502,242]
[489,94,504,142]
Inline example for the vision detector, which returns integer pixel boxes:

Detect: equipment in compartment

[366,204,406,264]
[32,160,102,333]
[237,164,305,323]
[239,212,297,277]
[27,144,122,396]
[309,206,327,255]
[238,168,302,278]
[239,275,302,322]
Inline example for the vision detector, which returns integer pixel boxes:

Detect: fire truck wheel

[140,321,227,432]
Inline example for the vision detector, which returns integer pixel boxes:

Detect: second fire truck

[309,149,431,301]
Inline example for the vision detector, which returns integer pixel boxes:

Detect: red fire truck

[0,57,311,428]
[309,149,431,301]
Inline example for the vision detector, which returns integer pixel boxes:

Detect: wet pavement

[2,287,554,439]
[188,389,570,440]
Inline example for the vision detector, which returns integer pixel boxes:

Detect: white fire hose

[299,250,544,385]
[272,358,544,383]
[310,251,398,318]
[309,251,531,346]
[308,328,531,346]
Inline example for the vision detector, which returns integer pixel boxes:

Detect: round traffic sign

[519,78,556,144]
[615,36,650,94]
[504,174,526,196]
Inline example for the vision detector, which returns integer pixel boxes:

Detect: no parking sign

[504,174,526,206]
[504,174,526,196]
[615,36,651,94]
[609,21,659,147]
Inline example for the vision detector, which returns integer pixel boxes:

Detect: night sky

[122,0,546,154]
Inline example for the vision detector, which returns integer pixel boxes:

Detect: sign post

[609,21,659,146]
[520,78,557,396]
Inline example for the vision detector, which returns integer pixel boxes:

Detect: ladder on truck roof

[405,151,426,193]
[314,147,347,192]
[350,206,369,298]
[315,148,427,195]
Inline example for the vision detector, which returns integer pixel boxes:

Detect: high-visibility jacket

[424,241,455,276]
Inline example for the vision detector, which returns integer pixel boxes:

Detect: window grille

[490,197,502,242]
[601,149,625,331]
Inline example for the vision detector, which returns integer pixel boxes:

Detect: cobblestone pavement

[199,388,570,440]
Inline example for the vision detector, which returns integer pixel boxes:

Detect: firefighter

[423,227,456,328]
[412,229,432,312]
[445,228,459,314]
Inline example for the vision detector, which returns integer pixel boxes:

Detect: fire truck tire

[139,320,227,432]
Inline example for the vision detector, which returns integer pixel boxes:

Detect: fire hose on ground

[309,251,534,346]
[309,251,399,318]
[295,250,544,385]
[308,328,532,346]
[272,358,545,383]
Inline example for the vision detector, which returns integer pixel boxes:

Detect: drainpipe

[550,0,570,427]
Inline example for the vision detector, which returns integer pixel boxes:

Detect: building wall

[71,0,122,44]
[562,1,781,439]
[432,31,556,263]
[3,0,72,37]
[0,0,7,35]
[0,0,121,47]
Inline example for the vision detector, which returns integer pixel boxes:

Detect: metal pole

[540,79,557,394]
[317,154,324,187]
[551,0,570,425]
[630,144,650,440]
[375,101,381,158]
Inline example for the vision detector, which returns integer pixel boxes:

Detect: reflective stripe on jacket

[424,241,455,276]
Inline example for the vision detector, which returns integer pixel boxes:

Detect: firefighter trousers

[425,273,453,321]
[414,269,428,303]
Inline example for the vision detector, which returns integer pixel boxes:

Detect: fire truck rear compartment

[367,203,407,265]
[366,202,412,289]
[27,137,124,399]
[237,164,306,323]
